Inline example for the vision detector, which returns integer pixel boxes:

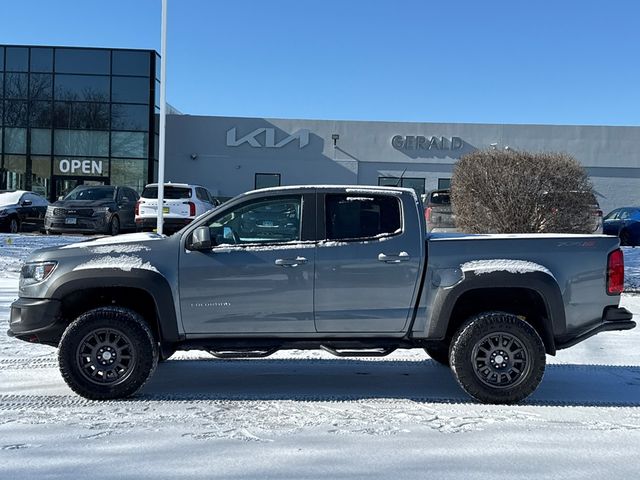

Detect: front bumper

[45,215,109,233]
[555,306,636,350]
[7,297,65,346]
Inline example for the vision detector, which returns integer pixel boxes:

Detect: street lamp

[156,0,168,234]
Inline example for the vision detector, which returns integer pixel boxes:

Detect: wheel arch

[424,271,565,355]
[47,270,180,348]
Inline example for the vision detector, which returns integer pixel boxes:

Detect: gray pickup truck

[8,186,635,404]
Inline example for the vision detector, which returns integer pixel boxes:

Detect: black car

[45,185,139,235]
[0,190,50,233]
[603,207,640,246]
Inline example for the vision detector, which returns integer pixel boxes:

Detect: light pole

[156,0,168,234]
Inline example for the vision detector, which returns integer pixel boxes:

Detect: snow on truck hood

[60,232,164,250]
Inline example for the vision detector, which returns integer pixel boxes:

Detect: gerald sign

[55,158,104,176]
[392,135,463,151]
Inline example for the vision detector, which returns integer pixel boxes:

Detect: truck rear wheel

[58,307,158,400]
[449,312,546,404]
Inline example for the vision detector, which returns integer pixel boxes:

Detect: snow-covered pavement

[1,234,639,479]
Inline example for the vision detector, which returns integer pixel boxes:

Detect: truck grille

[53,208,94,217]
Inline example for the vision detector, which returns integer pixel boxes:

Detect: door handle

[275,256,307,267]
[378,252,410,263]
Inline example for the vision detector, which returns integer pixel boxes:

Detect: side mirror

[189,226,212,250]
[21,199,33,206]
[58,196,64,201]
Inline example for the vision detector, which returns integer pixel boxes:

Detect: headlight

[0,209,7,217]
[93,207,111,216]
[20,261,57,287]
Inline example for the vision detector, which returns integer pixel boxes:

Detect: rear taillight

[607,249,624,295]
[425,207,432,223]
[187,201,196,216]
[135,200,140,216]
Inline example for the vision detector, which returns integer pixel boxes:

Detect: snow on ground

[0,234,639,479]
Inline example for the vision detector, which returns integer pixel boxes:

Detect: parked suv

[0,190,49,233]
[45,185,139,235]
[424,189,457,233]
[136,183,219,233]
[603,207,640,246]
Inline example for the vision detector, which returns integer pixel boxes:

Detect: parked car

[0,190,49,233]
[603,207,640,246]
[136,183,219,233]
[9,185,634,404]
[424,189,457,232]
[45,185,139,235]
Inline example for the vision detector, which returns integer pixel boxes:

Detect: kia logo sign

[226,127,310,149]
[392,135,463,151]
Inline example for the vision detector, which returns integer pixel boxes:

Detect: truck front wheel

[449,312,546,404]
[58,307,158,400]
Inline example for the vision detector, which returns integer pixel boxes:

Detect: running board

[207,348,278,359]
[320,345,396,357]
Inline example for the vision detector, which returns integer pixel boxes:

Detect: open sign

[55,158,104,176]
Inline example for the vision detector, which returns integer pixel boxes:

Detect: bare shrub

[451,150,596,234]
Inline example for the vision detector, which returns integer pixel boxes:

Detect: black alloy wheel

[449,311,546,404]
[58,307,158,400]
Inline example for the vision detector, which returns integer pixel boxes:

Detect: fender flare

[426,270,565,354]
[46,269,181,343]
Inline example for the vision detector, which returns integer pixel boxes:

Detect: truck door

[178,193,316,334]
[314,191,423,333]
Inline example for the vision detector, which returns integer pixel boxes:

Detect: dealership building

[1,44,639,213]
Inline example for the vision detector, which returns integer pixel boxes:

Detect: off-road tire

[424,343,450,366]
[58,307,158,400]
[449,311,546,404]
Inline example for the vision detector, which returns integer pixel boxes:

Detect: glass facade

[0,45,158,200]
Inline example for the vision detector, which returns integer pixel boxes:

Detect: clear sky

[2,0,639,126]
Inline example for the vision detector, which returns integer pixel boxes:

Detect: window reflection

[111,104,149,131]
[112,76,149,104]
[111,131,148,158]
[29,74,53,99]
[55,75,110,102]
[5,47,28,72]
[4,101,28,127]
[5,73,28,99]
[54,102,110,130]
[29,101,53,127]
[54,129,109,157]
[55,49,110,74]
[30,48,54,72]
[112,50,150,76]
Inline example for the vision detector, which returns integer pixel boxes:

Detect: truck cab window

[208,196,302,245]
[325,194,401,241]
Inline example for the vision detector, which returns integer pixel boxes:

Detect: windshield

[0,191,24,206]
[64,187,116,201]
[141,186,192,199]
[429,191,451,205]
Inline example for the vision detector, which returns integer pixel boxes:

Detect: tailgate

[138,199,191,217]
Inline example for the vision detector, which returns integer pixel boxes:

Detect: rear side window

[429,191,450,205]
[142,186,192,199]
[196,187,210,202]
[325,194,401,241]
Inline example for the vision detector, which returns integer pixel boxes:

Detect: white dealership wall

[165,115,640,213]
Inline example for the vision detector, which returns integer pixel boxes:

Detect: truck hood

[21,232,181,298]
[52,199,116,208]
[28,233,167,262]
